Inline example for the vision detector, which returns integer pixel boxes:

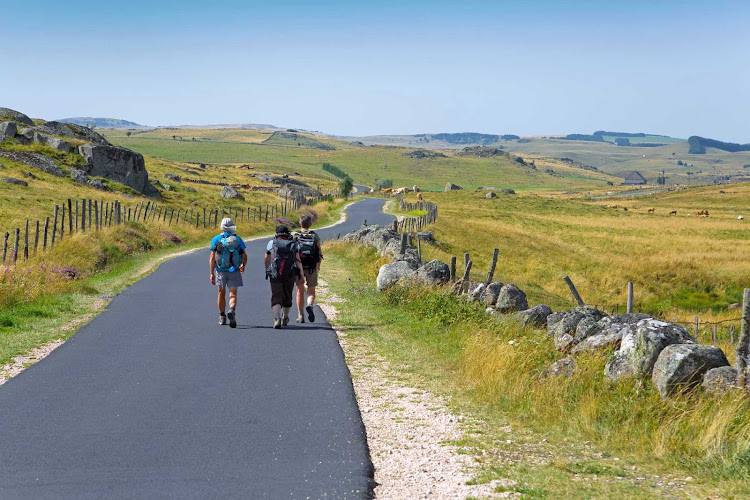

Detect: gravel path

[318,278,514,499]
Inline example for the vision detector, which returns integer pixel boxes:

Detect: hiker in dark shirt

[265,225,303,329]
[293,213,323,323]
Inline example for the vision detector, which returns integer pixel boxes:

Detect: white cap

[220,217,236,233]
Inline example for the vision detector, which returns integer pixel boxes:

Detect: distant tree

[339,176,354,198]
[501,134,520,140]
[614,138,630,146]
[172,135,176,140]
[126,131,132,137]
[375,179,393,190]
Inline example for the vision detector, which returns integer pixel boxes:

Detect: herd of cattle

[601,205,718,217]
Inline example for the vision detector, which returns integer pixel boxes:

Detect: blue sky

[1,0,748,141]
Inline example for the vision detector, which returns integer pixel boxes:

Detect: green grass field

[103,128,621,191]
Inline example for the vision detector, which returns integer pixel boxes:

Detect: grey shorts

[215,269,243,288]
[301,267,319,287]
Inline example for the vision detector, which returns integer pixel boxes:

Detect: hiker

[265,225,303,329]
[209,217,247,328]
[294,213,323,323]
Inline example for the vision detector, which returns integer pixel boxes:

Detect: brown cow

[417,193,423,201]
[647,207,655,213]
[383,187,393,194]
[623,207,628,211]
[669,210,677,215]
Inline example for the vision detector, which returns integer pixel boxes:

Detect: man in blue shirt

[209,217,247,328]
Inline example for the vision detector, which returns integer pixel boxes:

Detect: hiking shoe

[306,305,315,323]
[273,318,282,329]
[296,314,305,324]
[219,313,226,326]
[282,314,290,326]
[227,310,236,328]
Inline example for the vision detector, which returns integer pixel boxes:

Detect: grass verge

[323,242,750,498]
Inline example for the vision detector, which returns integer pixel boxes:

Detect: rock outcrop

[78,144,159,197]
[0,121,18,141]
[3,177,28,186]
[548,306,607,352]
[514,304,553,328]
[0,107,35,126]
[0,150,65,177]
[652,344,730,397]
[411,260,451,286]
[377,261,417,291]
[481,282,504,306]
[544,357,577,378]
[604,319,696,382]
[220,185,244,200]
[495,284,528,313]
[571,313,649,355]
[702,366,738,396]
[445,182,463,192]
[70,169,88,184]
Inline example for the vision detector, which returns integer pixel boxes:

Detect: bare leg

[296,281,306,319]
[228,287,238,310]
[306,286,316,307]
[217,286,226,313]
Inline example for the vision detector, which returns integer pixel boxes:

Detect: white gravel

[318,278,514,499]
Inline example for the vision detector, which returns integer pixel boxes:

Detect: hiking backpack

[267,237,298,280]
[297,230,320,270]
[215,233,243,273]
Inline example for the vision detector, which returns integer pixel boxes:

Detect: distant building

[623,171,647,185]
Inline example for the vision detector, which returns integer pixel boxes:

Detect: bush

[322,163,349,179]
[339,176,354,198]
[376,179,393,190]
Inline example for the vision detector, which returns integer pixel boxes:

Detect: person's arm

[316,237,323,271]
[209,251,216,285]
[240,251,248,273]
[264,251,271,270]
[295,251,304,281]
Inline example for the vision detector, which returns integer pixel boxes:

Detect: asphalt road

[0,197,394,499]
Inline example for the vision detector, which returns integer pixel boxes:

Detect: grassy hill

[58,117,144,129]
[103,128,621,191]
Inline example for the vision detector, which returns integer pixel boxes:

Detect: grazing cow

[417,193,423,201]
[694,209,709,217]
[648,207,655,213]
[669,210,677,215]
[383,187,393,194]
[623,207,628,211]
[739,215,745,220]
[413,185,420,193]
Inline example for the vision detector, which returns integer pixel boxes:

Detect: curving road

[0,197,394,499]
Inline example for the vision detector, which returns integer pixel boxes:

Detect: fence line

[2,191,338,265]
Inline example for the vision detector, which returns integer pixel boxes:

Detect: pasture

[103,128,621,191]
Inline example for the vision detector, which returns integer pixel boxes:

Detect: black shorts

[270,278,295,307]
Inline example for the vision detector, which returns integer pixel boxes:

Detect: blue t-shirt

[210,232,247,252]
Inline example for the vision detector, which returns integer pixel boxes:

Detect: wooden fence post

[627,282,634,314]
[736,289,750,389]
[60,203,65,240]
[34,220,39,254]
[399,233,408,254]
[42,218,48,251]
[52,205,59,248]
[562,275,585,306]
[23,219,29,261]
[94,201,99,231]
[486,248,499,284]
[2,231,8,264]
[75,200,79,232]
[81,200,86,233]
[450,255,456,281]
[694,316,699,338]
[13,228,19,264]
[88,198,92,229]
[67,198,73,233]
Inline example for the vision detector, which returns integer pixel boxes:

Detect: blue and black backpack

[214,233,244,273]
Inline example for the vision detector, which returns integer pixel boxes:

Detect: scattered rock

[702,366,738,396]
[79,144,158,197]
[495,284,528,313]
[571,313,650,354]
[277,182,321,200]
[70,169,89,184]
[605,319,696,381]
[469,283,486,302]
[456,146,505,158]
[445,182,463,192]
[728,303,741,310]
[411,260,451,286]
[548,306,607,351]
[377,261,416,291]
[0,121,18,140]
[88,179,107,190]
[404,149,447,159]
[417,231,436,244]
[160,230,184,245]
[34,132,71,152]
[0,107,35,126]
[343,225,405,258]
[162,183,176,191]
[3,177,28,186]
[23,171,36,179]
[0,151,65,177]
[164,173,182,182]
[486,192,497,199]
[500,188,516,195]
[481,282,504,306]
[652,344,730,397]
[514,304,553,328]
[183,186,196,192]
[544,357,577,378]
[38,121,110,145]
